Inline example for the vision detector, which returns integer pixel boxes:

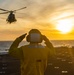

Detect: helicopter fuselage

[6,12,17,23]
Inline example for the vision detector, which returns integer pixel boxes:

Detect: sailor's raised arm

[9,33,27,59]
[42,35,56,57]
[9,33,27,49]
[42,35,54,49]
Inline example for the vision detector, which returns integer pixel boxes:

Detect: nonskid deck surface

[45,47,74,75]
[0,47,74,75]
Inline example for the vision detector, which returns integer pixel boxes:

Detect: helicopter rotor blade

[0,8,9,11]
[13,7,27,12]
[0,11,10,14]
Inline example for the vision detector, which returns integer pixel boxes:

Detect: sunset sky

[0,0,74,40]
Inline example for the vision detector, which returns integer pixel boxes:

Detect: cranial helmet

[26,29,43,43]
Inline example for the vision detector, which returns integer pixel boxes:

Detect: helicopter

[0,7,27,23]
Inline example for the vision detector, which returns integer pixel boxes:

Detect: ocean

[0,40,74,51]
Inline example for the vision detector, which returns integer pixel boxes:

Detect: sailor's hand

[42,35,49,42]
[17,33,27,40]
[42,35,53,47]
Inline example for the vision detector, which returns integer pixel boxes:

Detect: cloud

[0,0,74,22]
[0,0,74,40]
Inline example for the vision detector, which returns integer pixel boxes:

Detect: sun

[56,19,73,34]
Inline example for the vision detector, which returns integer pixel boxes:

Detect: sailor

[9,29,55,75]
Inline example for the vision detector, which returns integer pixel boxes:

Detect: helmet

[26,29,43,43]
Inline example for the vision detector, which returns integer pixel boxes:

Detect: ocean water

[0,40,74,51]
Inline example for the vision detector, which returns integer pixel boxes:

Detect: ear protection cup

[40,35,43,43]
[26,35,30,42]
